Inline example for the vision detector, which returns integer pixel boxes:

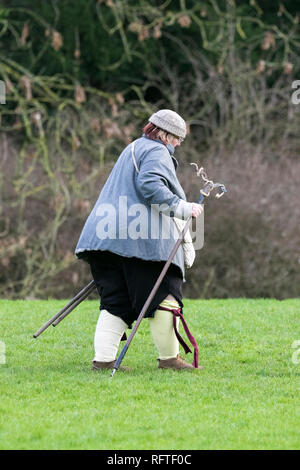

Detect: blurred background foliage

[0,0,299,299]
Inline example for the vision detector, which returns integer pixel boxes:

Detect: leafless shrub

[181,143,300,299]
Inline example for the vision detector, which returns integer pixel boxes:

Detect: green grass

[0,298,299,450]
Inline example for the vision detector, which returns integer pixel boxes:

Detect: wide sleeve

[136,147,193,219]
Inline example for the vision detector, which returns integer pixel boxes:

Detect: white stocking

[93,310,128,362]
[149,296,180,360]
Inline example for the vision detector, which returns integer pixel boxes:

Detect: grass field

[0,298,299,450]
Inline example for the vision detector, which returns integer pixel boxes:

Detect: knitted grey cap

[148,109,187,139]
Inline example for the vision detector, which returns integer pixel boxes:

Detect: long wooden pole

[110,216,193,379]
[33,280,96,338]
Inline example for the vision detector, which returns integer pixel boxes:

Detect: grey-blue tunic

[75,135,193,280]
